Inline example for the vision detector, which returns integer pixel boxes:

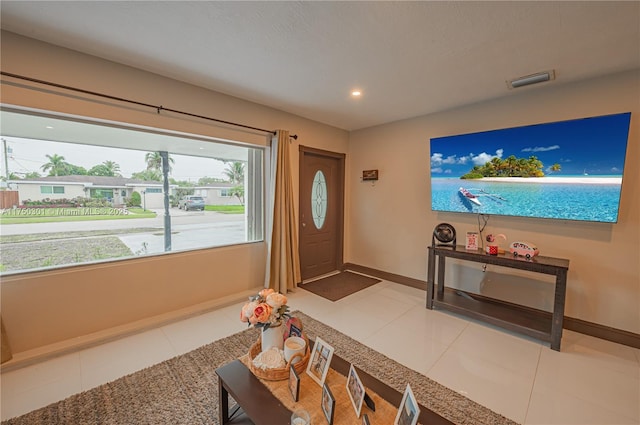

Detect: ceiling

[1,1,639,131]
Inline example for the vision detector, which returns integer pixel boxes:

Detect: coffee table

[216,343,454,425]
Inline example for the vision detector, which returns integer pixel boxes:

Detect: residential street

[0,209,249,264]
[0,208,244,235]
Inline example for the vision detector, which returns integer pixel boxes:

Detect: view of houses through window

[0,110,265,274]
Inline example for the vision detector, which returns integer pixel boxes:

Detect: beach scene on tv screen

[430,113,631,223]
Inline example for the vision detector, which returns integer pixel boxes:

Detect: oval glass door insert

[312,170,328,229]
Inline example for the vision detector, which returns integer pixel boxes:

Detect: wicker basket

[248,336,310,381]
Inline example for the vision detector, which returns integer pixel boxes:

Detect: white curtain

[264,130,301,293]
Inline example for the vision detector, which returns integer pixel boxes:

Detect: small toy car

[509,241,539,259]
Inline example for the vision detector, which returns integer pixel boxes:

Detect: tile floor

[2,280,639,424]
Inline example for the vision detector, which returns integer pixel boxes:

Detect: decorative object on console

[306,337,334,387]
[261,324,285,351]
[284,336,307,365]
[286,316,304,338]
[291,408,311,425]
[509,241,539,259]
[346,364,366,417]
[289,364,301,402]
[394,383,420,425]
[248,334,310,381]
[321,383,336,425]
[252,346,286,370]
[432,223,456,247]
[466,231,479,250]
[485,233,507,255]
[240,288,290,352]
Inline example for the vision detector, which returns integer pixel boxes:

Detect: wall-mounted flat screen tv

[430,112,631,223]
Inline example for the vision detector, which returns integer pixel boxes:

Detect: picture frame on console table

[306,337,334,387]
[346,364,365,417]
[288,364,300,402]
[394,384,420,425]
[321,383,336,425]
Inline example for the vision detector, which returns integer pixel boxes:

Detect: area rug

[2,312,516,425]
[301,271,381,301]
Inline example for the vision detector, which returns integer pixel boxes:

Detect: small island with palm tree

[457,153,619,185]
[460,155,561,179]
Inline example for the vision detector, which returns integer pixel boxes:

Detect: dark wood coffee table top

[216,359,292,424]
[216,342,454,425]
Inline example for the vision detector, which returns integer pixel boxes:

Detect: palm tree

[103,160,122,177]
[41,154,67,176]
[223,161,245,184]
[145,151,174,172]
[131,169,162,181]
[550,163,561,173]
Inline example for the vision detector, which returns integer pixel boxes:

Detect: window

[40,186,65,194]
[0,110,264,274]
[90,189,113,199]
[220,189,232,197]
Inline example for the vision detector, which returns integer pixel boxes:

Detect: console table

[426,245,569,351]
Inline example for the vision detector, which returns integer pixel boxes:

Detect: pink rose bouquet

[240,288,290,329]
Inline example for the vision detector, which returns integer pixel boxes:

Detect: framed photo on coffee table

[394,384,420,425]
[306,337,334,387]
[346,364,365,417]
[321,383,335,425]
[288,364,300,402]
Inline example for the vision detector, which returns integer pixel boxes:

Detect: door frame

[298,145,346,278]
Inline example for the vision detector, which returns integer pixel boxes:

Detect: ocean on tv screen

[429,113,631,223]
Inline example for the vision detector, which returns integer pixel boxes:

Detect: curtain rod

[1,71,297,138]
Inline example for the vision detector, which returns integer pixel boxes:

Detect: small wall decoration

[306,337,334,386]
[321,383,336,425]
[346,364,365,417]
[362,169,379,181]
[394,384,420,425]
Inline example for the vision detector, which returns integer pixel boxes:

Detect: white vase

[261,324,284,352]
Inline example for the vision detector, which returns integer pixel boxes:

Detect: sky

[430,112,631,177]
[1,137,229,182]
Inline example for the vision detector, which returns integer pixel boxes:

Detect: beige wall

[0,31,349,356]
[17,182,85,202]
[347,70,640,334]
[1,29,637,360]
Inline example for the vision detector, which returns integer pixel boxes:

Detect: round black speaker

[432,223,456,246]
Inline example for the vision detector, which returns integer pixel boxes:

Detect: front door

[299,147,345,281]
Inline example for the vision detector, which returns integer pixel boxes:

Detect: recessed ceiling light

[351,90,362,97]
[45,126,54,129]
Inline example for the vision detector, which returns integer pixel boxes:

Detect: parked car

[178,196,205,211]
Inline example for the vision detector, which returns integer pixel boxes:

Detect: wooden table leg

[218,378,230,424]
[551,269,568,351]
[427,248,435,309]
[437,255,446,297]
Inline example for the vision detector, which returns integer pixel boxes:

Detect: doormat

[300,271,381,301]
